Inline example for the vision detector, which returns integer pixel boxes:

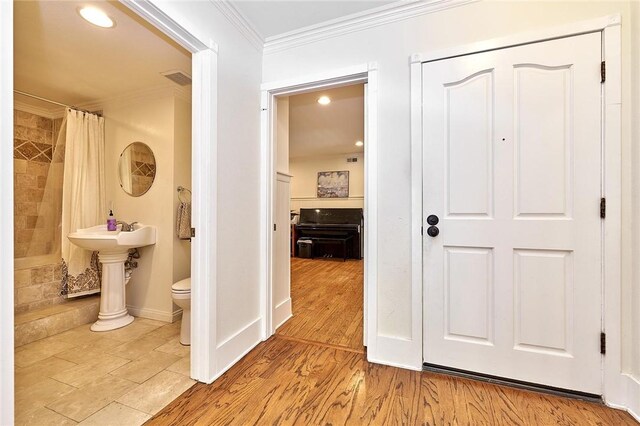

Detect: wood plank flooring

[148,335,636,425]
[147,258,636,425]
[276,257,364,351]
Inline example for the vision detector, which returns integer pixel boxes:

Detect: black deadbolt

[427,226,439,237]
[427,215,439,226]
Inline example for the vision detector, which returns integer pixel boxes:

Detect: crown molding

[75,84,191,112]
[210,0,264,52]
[264,0,478,55]
[13,100,64,119]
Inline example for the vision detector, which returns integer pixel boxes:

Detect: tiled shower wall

[14,109,64,313]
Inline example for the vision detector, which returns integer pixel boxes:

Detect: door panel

[514,65,572,218]
[445,70,494,218]
[422,32,602,394]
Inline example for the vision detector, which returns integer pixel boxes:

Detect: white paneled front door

[422,32,602,394]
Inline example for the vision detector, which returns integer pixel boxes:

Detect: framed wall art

[317,170,349,198]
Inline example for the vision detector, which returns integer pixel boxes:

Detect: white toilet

[171,277,191,345]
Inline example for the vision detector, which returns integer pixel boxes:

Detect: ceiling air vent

[161,70,192,86]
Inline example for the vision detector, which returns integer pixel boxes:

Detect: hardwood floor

[148,335,636,425]
[147,258,636,425]
[276,257,364,351]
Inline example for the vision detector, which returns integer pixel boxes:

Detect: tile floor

[15,318,194,425]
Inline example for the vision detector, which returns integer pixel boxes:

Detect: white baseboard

[215,317,262,376]
[273,298,292,331]
[623,374,640,422]
[127,305,180,323]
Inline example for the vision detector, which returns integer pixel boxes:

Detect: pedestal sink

[68,224,156,331]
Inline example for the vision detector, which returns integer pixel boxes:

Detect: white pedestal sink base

[91,251,134,332]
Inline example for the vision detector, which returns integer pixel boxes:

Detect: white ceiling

[232,0,398,39]
[288,84,364,159]
[14,1,191,111]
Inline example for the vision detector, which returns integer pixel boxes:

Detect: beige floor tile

[134,318,168,328]
[110,351,180,384]
[15,406,77,426]
[46,374,137,422]
[73,336,125,354]
[16,377,77,415]
[15,355,77,388]
[49,324,105,346]
[154,336,190,358]
[78,402,151,426]
[15,338,77,367]
[146,321,181,340]
[99,321,158,342]
[106,335,167,360]
[116,370,195,415]
[166,356,191,377]
[51,353,131,387]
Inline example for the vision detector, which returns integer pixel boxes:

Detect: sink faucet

[117,221,138,232]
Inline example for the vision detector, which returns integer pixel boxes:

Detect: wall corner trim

[209,0,264,51]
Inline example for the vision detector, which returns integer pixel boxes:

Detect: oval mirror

[118,142,156,197]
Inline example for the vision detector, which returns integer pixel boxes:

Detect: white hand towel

[177,201,192,239]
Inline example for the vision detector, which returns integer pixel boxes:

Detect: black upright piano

[295,208,363,260]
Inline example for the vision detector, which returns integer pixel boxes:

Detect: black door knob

[427,226,439,237]
[427,215,439,226]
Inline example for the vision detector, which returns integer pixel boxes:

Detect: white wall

[104,90,190,322]
[151,1,264,369]
[263,0,638,378]
[289,153,364,212]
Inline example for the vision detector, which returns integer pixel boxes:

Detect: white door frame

[0,1,15,424]
[0,3,219,422]
[120,0,219,384]
[259,63,378,353]
[410,14,623,406]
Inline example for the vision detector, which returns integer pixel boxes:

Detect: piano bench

[309,236,353,261]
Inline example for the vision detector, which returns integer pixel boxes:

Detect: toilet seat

[171,278,191,292]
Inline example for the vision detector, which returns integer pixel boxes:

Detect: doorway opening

[274,84,366,351]
[261,67,377,354]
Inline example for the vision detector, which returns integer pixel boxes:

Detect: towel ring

[177,186,192,203]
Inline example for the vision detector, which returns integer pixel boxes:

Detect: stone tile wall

[14,109,65,313]
[14,110,56,258]
[14,263,65,314]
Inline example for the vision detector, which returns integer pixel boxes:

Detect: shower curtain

[61,109,106,297]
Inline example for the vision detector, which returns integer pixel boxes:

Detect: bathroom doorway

[11,1,199,423]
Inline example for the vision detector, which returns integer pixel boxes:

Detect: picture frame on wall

[317,170,349,198]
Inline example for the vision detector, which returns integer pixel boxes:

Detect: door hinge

[273,224,277,231]
[191,228,196,238]
[421,226,423,236]
[601,61,606,83]
[600,197,606,219]
[601,332,606,355]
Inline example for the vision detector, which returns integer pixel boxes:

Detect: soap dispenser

[107,210,117,231]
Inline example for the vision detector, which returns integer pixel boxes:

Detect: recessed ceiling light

[78,7,115,28]
[355,140,364,147]
[317,96,331,105]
